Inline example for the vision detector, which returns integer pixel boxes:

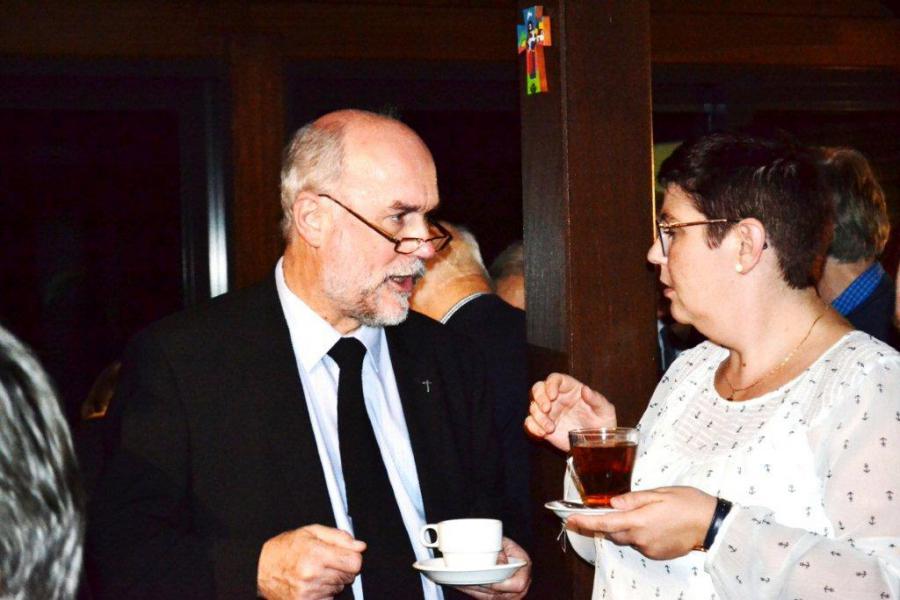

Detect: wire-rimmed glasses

[655,219,738,257]
[318,193,452,255]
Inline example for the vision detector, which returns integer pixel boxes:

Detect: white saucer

[413,557,526,586]
[545,499,620,520]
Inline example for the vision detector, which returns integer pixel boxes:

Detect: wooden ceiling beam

[651,13,900,68]
[0,3,225,59]
[0,3,514,62]
[2,3,898,68]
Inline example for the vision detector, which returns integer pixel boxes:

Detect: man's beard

[328,260,426,328]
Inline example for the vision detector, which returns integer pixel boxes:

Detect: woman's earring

[735,263,744,273]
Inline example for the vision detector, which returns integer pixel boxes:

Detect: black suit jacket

[86,280,503,599]
[443,294,532,552]
[846,269,899,350]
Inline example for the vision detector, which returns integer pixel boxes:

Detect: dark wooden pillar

[520,2,657,597]
[229,35,286,289]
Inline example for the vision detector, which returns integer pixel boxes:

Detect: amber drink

[568,428,639,507]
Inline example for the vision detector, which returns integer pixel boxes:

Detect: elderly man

[816,147,898,348]
[87,110,530,600]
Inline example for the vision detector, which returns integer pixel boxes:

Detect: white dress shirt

[275,259,442,599]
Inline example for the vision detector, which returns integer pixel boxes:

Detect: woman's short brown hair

[658,132,832,289]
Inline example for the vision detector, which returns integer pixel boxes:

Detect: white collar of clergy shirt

[274,258,383,372]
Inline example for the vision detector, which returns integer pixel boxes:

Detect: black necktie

[327,338,423,599]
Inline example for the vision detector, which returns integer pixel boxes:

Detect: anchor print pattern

[577,332,900,599]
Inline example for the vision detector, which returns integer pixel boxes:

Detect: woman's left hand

[566,487,717,560]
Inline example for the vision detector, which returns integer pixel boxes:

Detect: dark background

[2,59,899,426]
[1,4,898,600]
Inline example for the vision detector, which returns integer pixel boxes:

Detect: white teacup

[420,518,502,569]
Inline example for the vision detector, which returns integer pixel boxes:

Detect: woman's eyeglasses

[655,219,738,257]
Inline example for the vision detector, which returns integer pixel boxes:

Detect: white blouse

[571,331,900,599]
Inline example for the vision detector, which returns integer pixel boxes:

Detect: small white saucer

[413,557,526,586]
[545,500,620,520]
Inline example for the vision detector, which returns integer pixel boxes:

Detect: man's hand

[525,373,616,451]
[257,524,366,599]
[566,487,717,560]
[455,537,531,600]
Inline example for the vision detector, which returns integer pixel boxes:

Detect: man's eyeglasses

[655,219,738,257]
[318,193,452,255]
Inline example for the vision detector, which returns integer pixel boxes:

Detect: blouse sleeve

[705,352,900,599]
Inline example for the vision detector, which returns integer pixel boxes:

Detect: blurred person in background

[816,146,898,349]
[489,242,525,310]
[896,263,900,330]
[0,324,84,599]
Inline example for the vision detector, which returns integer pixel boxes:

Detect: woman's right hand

[524,373,617,452]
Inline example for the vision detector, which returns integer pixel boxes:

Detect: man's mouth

[388,274,416,294]
[385,262,425,295]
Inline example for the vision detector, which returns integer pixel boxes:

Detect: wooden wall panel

[0,3,224,58]
[0,2,514,62]
[520,1,657,597]
[229,35,286,288]
[3,2,898,68]
[4,3,898,292]
[651,13,900,67]
[251,4,515,62]
[651,0,895,17]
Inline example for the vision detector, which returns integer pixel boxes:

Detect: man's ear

[734,218,768,274]
[290,191,329,248]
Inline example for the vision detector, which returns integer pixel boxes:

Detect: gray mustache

[385,261,426,283]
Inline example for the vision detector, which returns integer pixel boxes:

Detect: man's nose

[411,238,437,260]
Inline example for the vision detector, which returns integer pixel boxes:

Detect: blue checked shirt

[831,262,886,317]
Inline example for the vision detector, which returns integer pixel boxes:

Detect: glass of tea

[568,428,639,507]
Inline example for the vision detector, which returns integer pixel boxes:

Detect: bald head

[279,110,435,241]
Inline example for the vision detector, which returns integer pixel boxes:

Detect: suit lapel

[386,317,463,524]
[250,281,336,528]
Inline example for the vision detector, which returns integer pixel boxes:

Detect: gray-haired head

[0,325,84,600]
[489,241,525,309]
[279,119,347,240]
[489,241,524,282]
[441,222,490,279]
[818,147,890,262]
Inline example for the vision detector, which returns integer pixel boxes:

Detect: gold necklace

[720,308,828,401]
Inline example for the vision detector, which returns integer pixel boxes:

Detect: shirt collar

[274,257,383,372]
[831,261,885,316]
[440,292,489,324]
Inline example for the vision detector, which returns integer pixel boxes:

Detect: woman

[526,133,900,599]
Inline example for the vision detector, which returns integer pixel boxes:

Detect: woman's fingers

[582,386,617,421]
[609,491,660,511]
[567,487,717,560]
[527,372,618,449]
[530,380,551,411]
[524,414,552,438]
[544,373,563,399]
